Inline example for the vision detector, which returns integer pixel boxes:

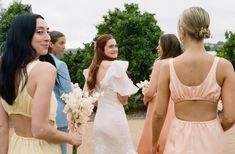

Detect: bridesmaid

[152,7,235,154]
[137,34,182,154]
[0,14,81,154]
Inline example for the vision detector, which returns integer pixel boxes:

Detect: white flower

[217,100,223,112]
[62,82,101,129]
[136,80,150,89]
[136,80,150,94]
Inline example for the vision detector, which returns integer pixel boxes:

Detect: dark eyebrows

[36,26,49,31]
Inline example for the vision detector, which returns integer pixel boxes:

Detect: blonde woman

[152,7,235,154]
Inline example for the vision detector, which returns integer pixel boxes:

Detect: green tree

[62,3,163,111]
[96,3,162,111]
[61,43,94,85]
[204,44,211,51]
[217,31,235,68]
[96,3,162,84]
[0,1,31,49]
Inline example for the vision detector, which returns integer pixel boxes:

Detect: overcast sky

[2,0,235,48]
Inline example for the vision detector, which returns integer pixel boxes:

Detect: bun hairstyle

[179,7,211,40]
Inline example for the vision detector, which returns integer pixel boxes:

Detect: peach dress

[137,95,175,154]
[164,57,229,154]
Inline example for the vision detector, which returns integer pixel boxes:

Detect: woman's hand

[69,127,82,147]
[142,87,148,95]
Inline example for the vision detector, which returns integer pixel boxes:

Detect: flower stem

[72,145,77,154]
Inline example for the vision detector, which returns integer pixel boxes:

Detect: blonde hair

[179,7,211,40]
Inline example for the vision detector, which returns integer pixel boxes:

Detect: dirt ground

[9,119,235,154]
[74,120,235,154]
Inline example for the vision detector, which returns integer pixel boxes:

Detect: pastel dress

[83,60,139,154]
[1,61,61,154]
[137,95,175,154]
[163,57,229,154]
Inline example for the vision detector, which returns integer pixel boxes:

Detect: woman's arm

[0,100,9,154]
[152,62,170,154]
[144,60,162,104]
[31,62,81,147]
[220,59,235,131]
[117,94,128,105]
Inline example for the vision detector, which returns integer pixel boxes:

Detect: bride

[83,34,138,154]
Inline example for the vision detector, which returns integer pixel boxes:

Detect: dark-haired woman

[0,14,81,154]
[137,34,182,154]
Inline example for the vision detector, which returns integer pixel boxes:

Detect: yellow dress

[1,61,61,154]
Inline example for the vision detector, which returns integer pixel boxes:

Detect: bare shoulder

[31,61,56,76]
[218,57,233,67]
[159,60,170,77]
[218,57,234,73]
[100,60,112,69]
[153,59,163,66]
[153,59,166,69]
[161,59,170,68]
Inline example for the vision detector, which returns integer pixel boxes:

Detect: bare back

[171,53,223,121]
[8,61,56,137]
[96,61,112,88]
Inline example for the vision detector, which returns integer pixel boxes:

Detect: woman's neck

[184,39,206,54]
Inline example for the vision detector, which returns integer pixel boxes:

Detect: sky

[1,0,235,49]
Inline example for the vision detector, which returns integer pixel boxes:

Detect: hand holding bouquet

[61,83,101,153]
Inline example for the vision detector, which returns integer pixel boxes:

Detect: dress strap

[208,57,219,77]
[17,60,39,93]
[27,60,39,74]
[168,58,179,84]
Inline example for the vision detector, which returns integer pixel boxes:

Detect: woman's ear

[49,42,54,48]
[179,27,186,43]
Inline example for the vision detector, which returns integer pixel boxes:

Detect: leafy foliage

[61,43,94,86]
[95,3,162,110]
[62,3,163,111]
[96,3,162,84]
[0,2,31,50]
[217,31,235,69]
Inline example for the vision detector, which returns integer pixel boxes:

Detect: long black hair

[0,13,44,105]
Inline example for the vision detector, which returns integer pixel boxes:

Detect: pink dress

[164,57,229,154]
[137,95,175,154]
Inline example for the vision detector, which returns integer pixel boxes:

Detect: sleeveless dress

[84,60,139,154]
[1,61,61,154]
[137,96,175,154]
[163,57,229,154]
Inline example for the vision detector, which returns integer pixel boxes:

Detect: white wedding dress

[84,60,139,154]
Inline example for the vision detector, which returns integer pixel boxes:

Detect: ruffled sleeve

[100,60,139,96]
